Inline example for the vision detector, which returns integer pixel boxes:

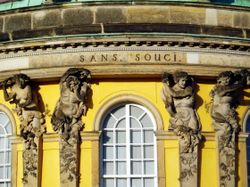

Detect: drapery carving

[3,74,45,185]
[51,68,91,186]
[210,70,250,187]
[161,71,201,186]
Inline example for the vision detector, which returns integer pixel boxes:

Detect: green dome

[0,0,249,12]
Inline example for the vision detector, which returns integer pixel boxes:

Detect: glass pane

[116,131,126,143]
[0,166,3,179]
[117,178,127,187]
[144,178,154,187]
[131,161,142,174]
[0,152,4,164]
[112,105,125,119]
[140,114,153,128]
[6,166,10,178]
[116,118,126,128]
[144,130,154,143]
[103,115,116,128]
[0,113,8,125]
[7,140,10,149]
[0,138,4,146]
[5,122,11,134]
[103,146,113,159]
[116,161,126,174]
[103,131,113,144]
[131,131,141,143]
[116,146,126,159]
[131,146,141,159]
[131,178,142,187]
[130,105,143,118]
[103,179,114,187]
[130,118,141,128]
[0,126,4,134]
[144,161,154,174]
[144,145,154,159]
[6,151,10,163]
[103,161,113,175]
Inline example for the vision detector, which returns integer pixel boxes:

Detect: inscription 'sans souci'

[79,52,185,63]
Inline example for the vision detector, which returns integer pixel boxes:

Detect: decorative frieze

[161,71,202,187]
[51,68,91,187]
[3,74,46,187]
[210,70,250,187]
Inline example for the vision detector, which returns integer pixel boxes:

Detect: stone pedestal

[23,137,42,187]
[179,143,198,187]
[59,139,80,187]
[216,133,236,187]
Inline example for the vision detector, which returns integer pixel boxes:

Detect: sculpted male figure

[161,71,201,153]
[51,68,91,144]
[210,71,246,148]
[210,70,250,187]
[51,68,91,183]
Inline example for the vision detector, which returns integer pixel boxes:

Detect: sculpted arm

[3,78,15,101]
[215,84,243,97]
[161,84,175,116]
[165,84,193,98]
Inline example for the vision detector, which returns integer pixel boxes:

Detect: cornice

[0,37,249,57]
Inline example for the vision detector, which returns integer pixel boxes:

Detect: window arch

[0,111,12,187]
[100,103,158,187]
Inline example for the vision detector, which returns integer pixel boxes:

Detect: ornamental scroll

[161,71,202,187]
[210,70,250,187]
[3,74,46,187]
[51,68,91,187]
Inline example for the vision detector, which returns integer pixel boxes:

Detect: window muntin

[0,112,12,187]
[101,104,157,187]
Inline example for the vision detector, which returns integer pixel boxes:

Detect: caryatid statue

[3,74,45,185]
[51,68,91,185]
[210,70,250,187]
[161,71,201,185]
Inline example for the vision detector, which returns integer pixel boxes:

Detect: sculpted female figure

[161,71,201,153]
[3,74,45,184]
[3,74,45,149]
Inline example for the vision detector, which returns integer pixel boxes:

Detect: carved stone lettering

[3,74,45,186]
[210,70,250,187]
[161,71,201,187]
[51,68,91,187]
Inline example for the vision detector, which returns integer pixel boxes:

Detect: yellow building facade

[0,1,248,187]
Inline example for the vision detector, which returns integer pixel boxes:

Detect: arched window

[100,103,158,187]
[245,111,250,186]
[0,112,12,187]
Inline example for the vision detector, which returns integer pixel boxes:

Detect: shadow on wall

[210,0,235,4]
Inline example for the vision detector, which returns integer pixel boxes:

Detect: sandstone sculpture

[51,68,91,185]
[3,74,45,184]
[161,71,201,185]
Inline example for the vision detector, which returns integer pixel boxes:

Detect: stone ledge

[0,5,248,43]
[0,64,245,83]
[12,28,54,40]
[55,24,102,35]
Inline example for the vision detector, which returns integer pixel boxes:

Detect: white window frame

[0,111,12,187]
[100,103,158,187]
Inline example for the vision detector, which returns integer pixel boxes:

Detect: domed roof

[0,0,248,12]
